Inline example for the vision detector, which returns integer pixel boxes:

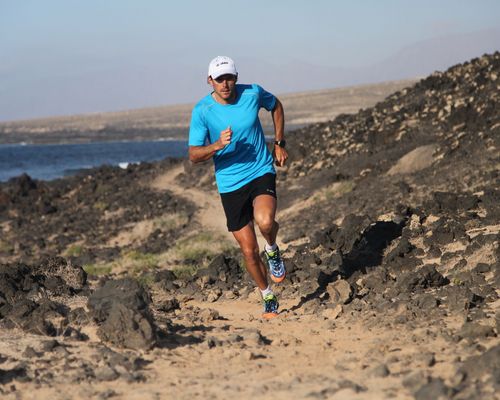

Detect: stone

[397,264,449,292]
[371,363,390,377]
[459,344,500,381]
[322,304,343,320]
[97,302,156,350]
[402,371,429,391]
[457,323,496,341]
[87,278,157,349]
[95,366,119,382]
[326,279,352,304]
[199,308,220,322]
[414,378,452,400]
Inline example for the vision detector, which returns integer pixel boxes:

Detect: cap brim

[210,68,237,80]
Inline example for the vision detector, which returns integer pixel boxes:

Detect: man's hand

[188,126,232,163]
[273,146,288,167]
[216,126,232,150]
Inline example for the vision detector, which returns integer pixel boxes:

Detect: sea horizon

[0,139,188,182]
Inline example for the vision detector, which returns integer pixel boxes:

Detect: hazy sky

[1,0,499,121]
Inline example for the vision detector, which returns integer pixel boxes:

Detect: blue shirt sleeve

[188,105,208,146]
[256,84,276,111]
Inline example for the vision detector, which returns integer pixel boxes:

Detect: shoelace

[267,252,283,273]
[264,297,278,312]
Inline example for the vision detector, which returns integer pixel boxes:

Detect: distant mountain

[246,28,500,93]
[1,29,498,122]
[363,28,500,82]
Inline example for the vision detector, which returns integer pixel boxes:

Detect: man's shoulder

[238,83,261,94]
[193,94,214,112]
[237,84,267,103]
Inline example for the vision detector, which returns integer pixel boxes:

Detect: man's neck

[212,90,236,105]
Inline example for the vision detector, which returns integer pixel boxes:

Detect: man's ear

[207,76,213,84]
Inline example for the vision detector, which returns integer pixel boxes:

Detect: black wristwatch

[274,140,286,148]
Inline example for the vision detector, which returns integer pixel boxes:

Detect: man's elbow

[188,149,201,163]
[188,153,198,163]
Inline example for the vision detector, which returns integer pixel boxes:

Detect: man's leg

[232,221,269,290]
[253,194,286,283]
[233,220,279,318]
[253,194,279,245]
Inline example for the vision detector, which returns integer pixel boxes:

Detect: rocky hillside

[0,53,498,399]
[282,51,499,216]
[0,159,194,265]
[275,51,500,398]
[182,51,500,398]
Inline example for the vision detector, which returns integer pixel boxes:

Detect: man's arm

[189,126,232,163]
[271,98,288,167]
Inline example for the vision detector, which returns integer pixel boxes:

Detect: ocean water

[0,140,188,182]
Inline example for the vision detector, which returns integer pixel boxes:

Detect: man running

[188,56,288,318]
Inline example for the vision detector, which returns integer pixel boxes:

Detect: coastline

[0,79,417,145]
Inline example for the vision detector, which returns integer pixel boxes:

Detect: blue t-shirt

[189,84,276,193]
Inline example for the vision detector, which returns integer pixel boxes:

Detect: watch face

[275,140,286,148]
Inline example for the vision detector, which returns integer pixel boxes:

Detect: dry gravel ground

[0,168,498,399]
[0,297,471,400]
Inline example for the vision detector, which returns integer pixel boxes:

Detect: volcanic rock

[0,258,88,336]
[87,278,157,349]
[33,256,87,295]
[456,322,496,341]
[414,378,453,400]
[396,264,449,293]
[0,161,195,265]
[0,365,28,385]
[326,279,352,304]
[193,254,244,290]
[459,344,500,382]
[441,286,484,312]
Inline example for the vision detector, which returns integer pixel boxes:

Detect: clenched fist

[217,126,232,150]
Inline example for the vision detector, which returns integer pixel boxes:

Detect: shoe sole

[262,311,279,319]
[270,272,286,283]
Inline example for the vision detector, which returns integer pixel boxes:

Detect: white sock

[260,286,273,298]
[265,243,278,252]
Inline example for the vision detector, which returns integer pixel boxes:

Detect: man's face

[209,74,237,103]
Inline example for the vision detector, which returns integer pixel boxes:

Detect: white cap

[208,56,238,79]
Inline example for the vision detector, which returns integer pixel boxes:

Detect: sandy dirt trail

[2,292,465,400]
[127,297,418,400]
[151,164,284,251]
[151,164,232,241]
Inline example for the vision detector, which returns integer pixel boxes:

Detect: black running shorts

[220,173,277,232]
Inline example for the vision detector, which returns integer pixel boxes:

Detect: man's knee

[240,245,260,264]
[255,215,275,234]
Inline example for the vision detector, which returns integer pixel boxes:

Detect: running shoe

[262,293,279,319]
[265,246,286,283]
